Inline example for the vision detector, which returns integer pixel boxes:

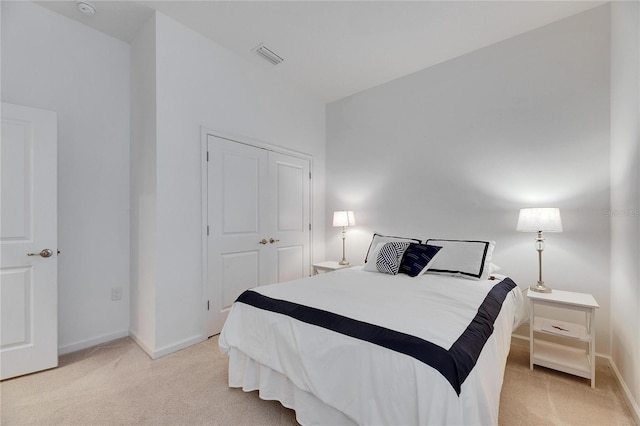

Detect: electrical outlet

[111,287,122,301]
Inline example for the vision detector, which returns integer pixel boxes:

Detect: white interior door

[205,135,311,336]
[1,102,58,380]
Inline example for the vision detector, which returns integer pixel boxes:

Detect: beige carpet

[500,339,635,425]
[0,336,635,425]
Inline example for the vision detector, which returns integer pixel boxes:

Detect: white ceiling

[35,1,608,103]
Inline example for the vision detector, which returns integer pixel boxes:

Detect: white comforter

[219,267,525,425]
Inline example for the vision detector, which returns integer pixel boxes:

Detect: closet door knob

[269,238,280,244]
[27,249,54,258]
[259,239,268,245]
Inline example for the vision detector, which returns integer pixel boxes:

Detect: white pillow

[488,262,502,274]
[364,233,421,263]
[424,239,495,280]
[363,242,385,272]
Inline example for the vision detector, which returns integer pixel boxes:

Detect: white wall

[2,3,325,360]
[129,14,157,354]
[327,6,612,352]
[1,2,130,353]
[130,12,326,356]
[610,1,640,420]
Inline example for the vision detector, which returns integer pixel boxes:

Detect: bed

[219,237,526,425]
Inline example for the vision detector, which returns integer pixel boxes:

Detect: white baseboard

[152,334,206,359]
[58,330,130,355]
[608,357,640,424]
[128,330,154,359]
[511,333,529,344]
[129,330,205,359]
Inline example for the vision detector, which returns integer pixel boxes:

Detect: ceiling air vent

[253,44,284,65]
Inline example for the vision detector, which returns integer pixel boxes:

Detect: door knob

[269,238,280,244]
[259,239,268,245]
[27,249,54,258]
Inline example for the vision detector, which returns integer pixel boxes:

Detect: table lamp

[333,210,356,265]
[517,207,563,293]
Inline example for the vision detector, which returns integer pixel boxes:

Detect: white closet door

[207,136,269,335]
[1,103,58,380]
[206,135,311,336]
[267,151,310,284]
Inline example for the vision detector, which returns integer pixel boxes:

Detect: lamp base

[338,260,350,266]
[530,282,552,293]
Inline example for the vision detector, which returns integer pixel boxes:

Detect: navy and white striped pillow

[399,243,443,277]
[376,242,411,275]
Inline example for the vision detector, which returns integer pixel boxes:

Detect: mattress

[219,266,525,425]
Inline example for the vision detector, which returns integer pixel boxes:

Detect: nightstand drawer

[532,317,590,341]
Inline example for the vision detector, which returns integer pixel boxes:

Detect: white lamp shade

[333,210,356,227]
[517,208,563,232]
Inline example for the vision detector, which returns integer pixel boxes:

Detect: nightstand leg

[590,308,596,388]
[529,299,534,370]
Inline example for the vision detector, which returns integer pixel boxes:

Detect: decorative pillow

[398,243,443,277]
[424,239,495,280]
[376,242,411,275]
[364,233,421,263]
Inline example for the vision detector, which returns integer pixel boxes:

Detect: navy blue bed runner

[235,277,516,395]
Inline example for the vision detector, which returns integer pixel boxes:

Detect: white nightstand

[312,261,351,275]
[528,289,599,387]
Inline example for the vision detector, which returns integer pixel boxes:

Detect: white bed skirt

[228,347,357,426]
